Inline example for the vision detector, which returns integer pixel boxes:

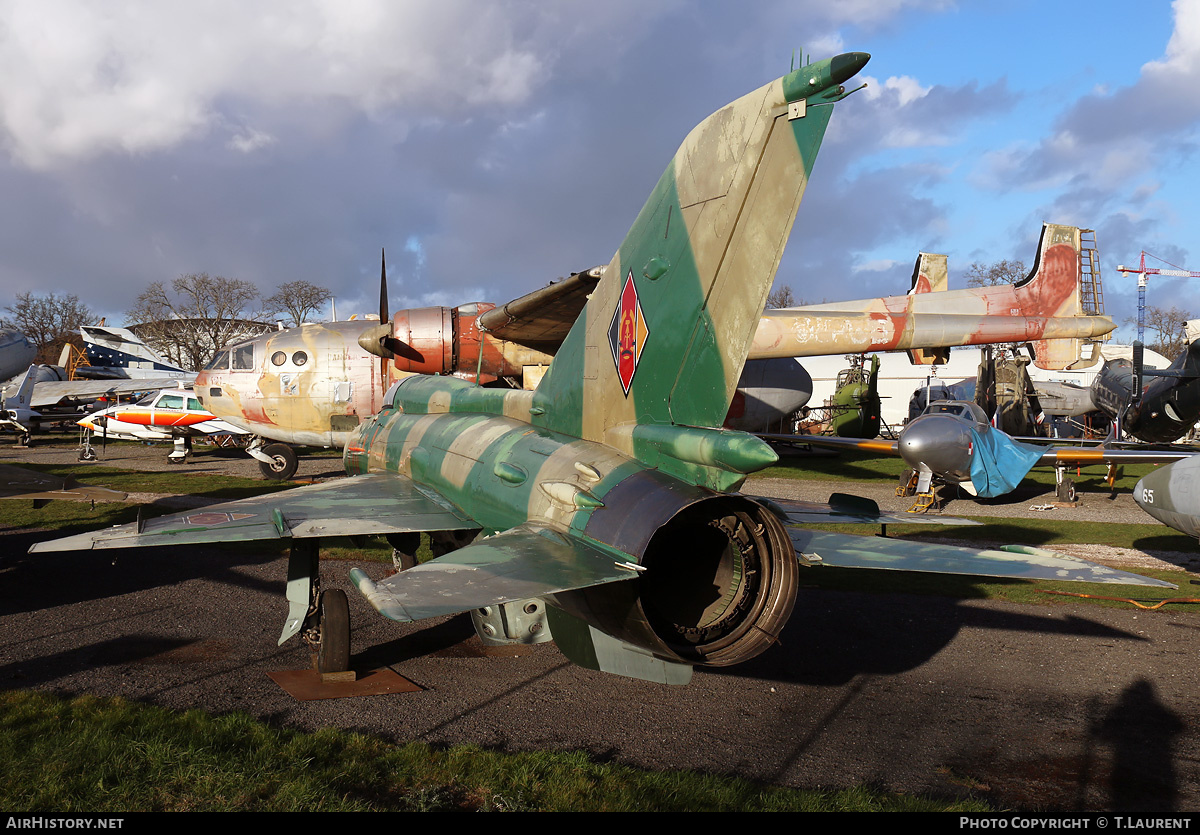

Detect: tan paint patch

[524,438,631,531]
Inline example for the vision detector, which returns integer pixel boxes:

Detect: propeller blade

[379,249,390,391]
[1132,340,1144,406]
[379,248,389,324]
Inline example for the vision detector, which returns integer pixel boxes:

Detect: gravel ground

[3,434,1200,811]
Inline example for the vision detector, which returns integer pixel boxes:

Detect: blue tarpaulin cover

[968,426,1044,498]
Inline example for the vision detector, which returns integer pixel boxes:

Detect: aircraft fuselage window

[292,351,308,367]
[271,351,287,366]
[159,395,185,409]
[206,351,229,370]
[187,398,202,411]
[233,344,255,370]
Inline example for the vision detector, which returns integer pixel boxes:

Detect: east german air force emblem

[608,270,649,396]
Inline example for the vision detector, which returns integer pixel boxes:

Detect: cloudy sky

[0,0,1197,340]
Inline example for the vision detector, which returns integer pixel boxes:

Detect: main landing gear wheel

[259,443,298,481]
[314,589,350,674]
[1056,478,1078,503]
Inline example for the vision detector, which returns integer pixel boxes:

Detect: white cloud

[0,0,667,169]
[854,258,900,272]
[227,128,276,154]
[1144,0,1200,79]
[862,75,931,107]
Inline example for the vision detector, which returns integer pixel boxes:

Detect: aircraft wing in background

[0,463,126,506]
[476,268,603,354]
[25,378,198,410]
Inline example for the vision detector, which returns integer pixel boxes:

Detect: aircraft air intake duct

[561,480,798,667]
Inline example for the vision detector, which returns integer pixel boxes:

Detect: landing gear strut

[386,532,420,571]
[283,540,352,675]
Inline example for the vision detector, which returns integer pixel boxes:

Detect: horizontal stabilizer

[788,528,1175,587]
[25,378,198,410]
[350,524,638,623]
[29,472,477,553]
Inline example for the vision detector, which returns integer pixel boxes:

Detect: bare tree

[766,284,798,309]
[1,292,95,363]
[964,259,1027,288]
[264,280,333,327]
[128,274,267,370]
[1126,304,1194,360]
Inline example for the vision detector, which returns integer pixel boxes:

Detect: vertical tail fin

[4,365,36,412]
[534,53,869,446]
[1017,223,1091,370]
[80,325,190,377]
[907,252,950,365]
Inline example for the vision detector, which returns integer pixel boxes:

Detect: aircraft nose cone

[1134,459,1200,538]
[898,416,973,479]
[830,52,871,85]
[1134,462,1177,519]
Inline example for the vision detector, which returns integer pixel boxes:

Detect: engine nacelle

[557,479,798,668]
[390,306,456,375]
[1090,358,1133,421]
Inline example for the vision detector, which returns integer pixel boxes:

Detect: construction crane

[1116,251,1200,404]
[1117,251,1200,344]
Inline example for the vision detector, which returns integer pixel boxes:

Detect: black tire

[315,589,350,674]
[259,443,298,481]
[1057,478,1077,503]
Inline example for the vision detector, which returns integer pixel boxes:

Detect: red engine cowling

[391,307,455,375]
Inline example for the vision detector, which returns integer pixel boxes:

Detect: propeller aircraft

[193,235,1115,479]
[31,53,1171,685]
[77,385,248,462]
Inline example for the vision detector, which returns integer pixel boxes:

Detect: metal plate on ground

[268,667,423,700]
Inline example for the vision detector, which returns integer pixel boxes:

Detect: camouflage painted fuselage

[345,373,794,667]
